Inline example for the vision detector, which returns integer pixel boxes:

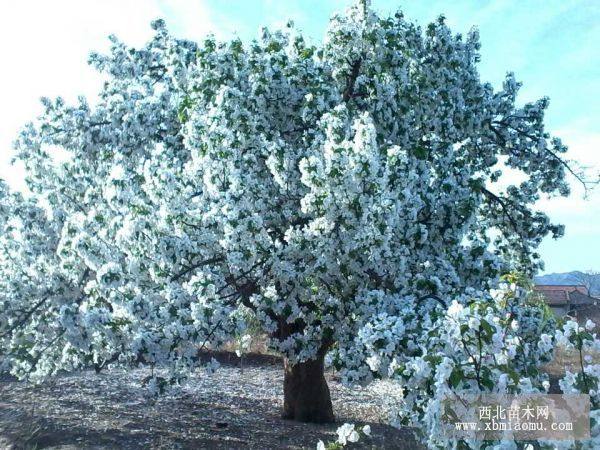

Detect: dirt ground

[0,352,421,449]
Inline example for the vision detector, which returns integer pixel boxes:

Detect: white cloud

[0,0,216,192]
[155,0,229,41]
[537,129,600,217]
[535,128,600,273]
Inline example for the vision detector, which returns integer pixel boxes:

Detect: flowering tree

[316,278,600,448]
[1,0,586,423]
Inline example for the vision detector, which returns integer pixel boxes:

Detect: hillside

[535,271,600,296]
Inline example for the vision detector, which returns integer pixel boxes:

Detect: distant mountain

[535,271,600,296]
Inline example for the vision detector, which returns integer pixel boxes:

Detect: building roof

[535,284,588,294]
[569,290,599,306]
[534,285,598,306]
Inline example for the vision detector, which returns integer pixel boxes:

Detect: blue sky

[0,0,598,274]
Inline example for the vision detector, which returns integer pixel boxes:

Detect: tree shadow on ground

[0,356,422,449]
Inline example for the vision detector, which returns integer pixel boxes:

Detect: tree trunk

[282,349,334,423]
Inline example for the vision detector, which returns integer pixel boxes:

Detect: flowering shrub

[550,320,600,450]
[333,274,598,449]
[317,423,371,449]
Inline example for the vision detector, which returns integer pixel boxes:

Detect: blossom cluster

[341,274,599,449]
[316,423,371,449]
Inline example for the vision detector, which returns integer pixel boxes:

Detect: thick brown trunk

[282,350,334,423]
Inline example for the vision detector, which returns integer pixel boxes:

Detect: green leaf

[449,368,463,388]
[413,146,428,160]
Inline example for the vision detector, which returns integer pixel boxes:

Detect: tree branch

[416,293,447,309]
[170,257,223,282]
[490,120,599,193]
[342,57,363,103]
[480,187,523,238]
